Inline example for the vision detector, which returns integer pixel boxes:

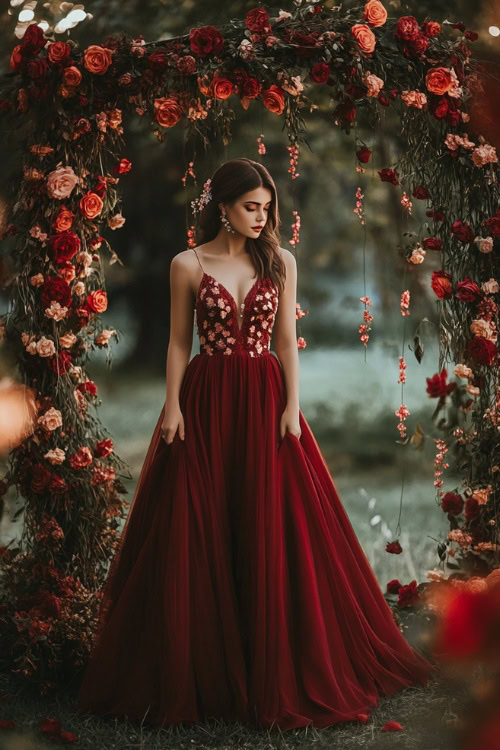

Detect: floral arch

[0,0,498,693]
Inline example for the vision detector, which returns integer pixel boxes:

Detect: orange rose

[261,85,286,115]
[53,206,75,232]
[363,0,387,27]
[154,97,183,128]
[79,192,104,220]
[63,66,82,87]
[86,290,108,313]
[351,24,376,54]
[47,41,70,65]
[10,45,23,72]
[213,77,233,100]
[425,66,453,95]
[83,45,113,75]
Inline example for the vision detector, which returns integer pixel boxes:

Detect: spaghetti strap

[192,248,204,273]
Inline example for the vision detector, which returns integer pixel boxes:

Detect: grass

[0,662,469,750]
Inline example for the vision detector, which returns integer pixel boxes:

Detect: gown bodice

[195,271,280,357]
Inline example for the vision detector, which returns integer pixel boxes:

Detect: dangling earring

[220,206,235,234]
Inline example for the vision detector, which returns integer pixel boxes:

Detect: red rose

[464,30,479,42]
[456,276,482,303]
[245,8,270,32]
[261,84,286,115]
[85,289,108,314]
[465,337,498,366]
[154,96,183,128]
[465,496,480,521]
[31,464,51,493]
[48,231,81,264]
[242,77,262,98]
[395,16,420,41]
[40,277,72,308]
[77,380,98,397]
[378,168,399,185]
[441,492,464,515]
[310,62,331,83]
[356,147,372,163]
[426,368,455,398]
[147,51,168,70]
[48,350,72,375]
[427,208,446,222]
[378,95,390,106]
[431,270,453,299]
[283,30,320,58]
[176,55,197,75]
[52,206,75,232]
[94,438,114,458]
[451,220,474,243]
[333,101,357,124]
[213,77,233,100]
[79,191,104,220]
[423,237,442,251]
[27,57,48,79]
[397,580,420,607]
[20,23,46,56]
[421,21,441,37]
[47,41,70,65]
[403,34,429,56]
[386,540,403,554]
[386,579,402,594]
[50,475,68,493]
[113,158,132,175]
[189,25,224,57]
[430,96,449,120]
[483,213,500,236]
[412,185,429,199]
[74,307,90,330]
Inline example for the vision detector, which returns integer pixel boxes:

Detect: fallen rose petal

[356,712,370,722]
[0,719,16,728]
[60,729,79,743]
[381,720,404,731]
[40,717,62,734]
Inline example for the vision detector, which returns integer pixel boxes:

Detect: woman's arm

[273,249,300,420]
[165,254,195,411]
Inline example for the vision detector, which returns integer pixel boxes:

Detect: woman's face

[221,186,273,238]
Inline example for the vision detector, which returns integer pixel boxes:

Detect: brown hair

[197,157,286,293]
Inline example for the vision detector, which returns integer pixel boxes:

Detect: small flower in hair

[191,178,212,215]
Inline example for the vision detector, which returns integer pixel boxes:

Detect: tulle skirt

[77,351,436,731]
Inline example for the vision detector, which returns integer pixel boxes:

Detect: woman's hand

[280,405,301,440]
[161,403,185,444]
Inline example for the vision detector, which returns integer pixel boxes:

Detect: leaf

[409,422,425,450]
[413,334,424,363]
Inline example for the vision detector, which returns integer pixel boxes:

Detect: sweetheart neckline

[196,271,260,335]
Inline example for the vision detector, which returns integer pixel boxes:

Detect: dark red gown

[77,251,436,731]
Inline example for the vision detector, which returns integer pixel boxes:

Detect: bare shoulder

[171,248,196,273]
[278,246,297,270]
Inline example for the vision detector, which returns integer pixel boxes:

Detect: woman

[77,157,436,731]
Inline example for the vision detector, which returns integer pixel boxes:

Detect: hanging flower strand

[434,438,450,496]
[395,404,410,439]
[398,355,407,384]
[182,160,197,247]
[400,289,410,316]
[287,143,300,179]
[358,295,373,347]
[400,191,413,214]
[257,134,266,155]
[289,210,301,245]
[354,186,365,224]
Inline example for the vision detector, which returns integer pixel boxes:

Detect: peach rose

[63,66,82,87]
[108,212,126,230]
[472,486,492,505]
[95,328,117,346]
[47,164,79,200]
[108,108,122,129]
[154,96,183,128]
[37,407,63,431]
[481,277,499,294]
[36,336,56,357]
[351,24,376,54]
[44,448,66,465]
[425,66,453,96]
[52,206,75,232]
[44,301,68,321]
[454,363,473,379]
[79,191,104,220]
[59,332,77,348]
[474,236,493,254]
[30,144,54,157]
[30,273,44,287]
[58,264,76,283]
[261,85,286,115]
[83,45,113,75]
[363,0,387,27]
[69,446,93,469]
[86,289,108,313]
[213,77,233,100]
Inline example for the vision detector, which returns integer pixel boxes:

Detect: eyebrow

[244,200,272,205]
